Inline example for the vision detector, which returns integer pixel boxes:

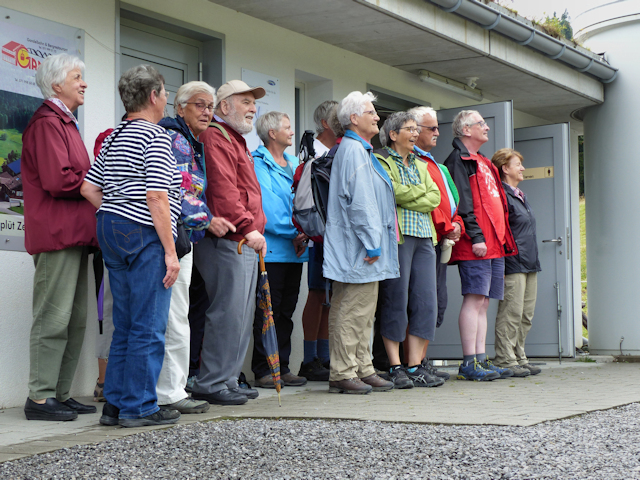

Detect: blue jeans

[97,211,172,419]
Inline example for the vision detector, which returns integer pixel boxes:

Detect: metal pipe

[424,0,618,83]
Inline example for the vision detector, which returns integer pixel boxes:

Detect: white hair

[255,111,289,145]
[337,91,377,127]
[35,53,85,99]
[174,81,216,115]
[452,110,480,138]
[407,106,437,124]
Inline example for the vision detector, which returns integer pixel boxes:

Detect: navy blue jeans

[97,212,172,419]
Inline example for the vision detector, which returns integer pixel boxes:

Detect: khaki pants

[494,272,537,368]
[29,247,89,401]
[328,281,378,381]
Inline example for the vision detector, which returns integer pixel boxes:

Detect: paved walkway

[2,358,639,463]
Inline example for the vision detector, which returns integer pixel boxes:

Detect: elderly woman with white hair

[82,65,183,427]
[21,53,99,421]
[155,81,236,413]
[250,111,309,389]
[323,91,398,395]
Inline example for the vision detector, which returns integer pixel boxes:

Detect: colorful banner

[0,18,79,252]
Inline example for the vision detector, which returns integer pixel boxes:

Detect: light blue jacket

[323,130,400,283]
[252,145,308,263]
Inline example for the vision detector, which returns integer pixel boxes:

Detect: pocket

[112,220,143,254]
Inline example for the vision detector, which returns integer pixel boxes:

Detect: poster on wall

[0,12,81,252]
[241,68,280,154]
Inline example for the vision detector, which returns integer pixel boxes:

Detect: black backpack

[292,131,337,243]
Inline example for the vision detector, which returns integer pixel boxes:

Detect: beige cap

[216,80,266,105]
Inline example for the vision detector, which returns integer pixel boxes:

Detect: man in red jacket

[443,110,517,382]
[190,80,267,406]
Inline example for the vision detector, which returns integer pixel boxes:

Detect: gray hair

[337,91,377,127]
[174,81,216,115]
[313,100,338,134]
[35,53,85,99]
[452,110,480,138]
[328,107,345,138]
[118,65,165,113]
[407,106,437,124]
[379,112,417,148]
[256,111,289,145]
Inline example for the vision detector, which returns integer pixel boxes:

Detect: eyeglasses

[398,126,420,134]
[468,120,488,128]
[418,125,439,132]
[186,102,215,112]
[362,109,378,116]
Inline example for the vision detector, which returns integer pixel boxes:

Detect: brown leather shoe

[361,373,394,392]
[328,377,372,394]
[281,372,308,387]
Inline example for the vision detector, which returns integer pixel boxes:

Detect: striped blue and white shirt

[85,119,182,238]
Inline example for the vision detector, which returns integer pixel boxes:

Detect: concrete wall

[0,0,558,408]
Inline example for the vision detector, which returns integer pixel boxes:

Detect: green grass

[0,129,23,163]
[9,206,23,214]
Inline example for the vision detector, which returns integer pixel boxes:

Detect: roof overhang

[208,0,610,125]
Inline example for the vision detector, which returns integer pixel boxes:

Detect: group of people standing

[20,52,541,426]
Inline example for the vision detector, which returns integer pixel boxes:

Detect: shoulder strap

[101,120,130,159]
[210,122,232,143]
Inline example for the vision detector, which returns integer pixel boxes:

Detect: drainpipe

[424,0,618,83]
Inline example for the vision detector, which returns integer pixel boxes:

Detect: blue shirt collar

[344,129,373,150]
[414,145,434,161]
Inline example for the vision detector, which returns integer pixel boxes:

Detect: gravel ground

[2,403,640,480]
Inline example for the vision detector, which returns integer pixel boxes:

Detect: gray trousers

[192,237,258,394]
[379,236,437,342]
[435,243,448,328]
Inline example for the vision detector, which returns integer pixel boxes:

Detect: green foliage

[541,10,574,41]
[576,356,596,363]
[579,135,584,196]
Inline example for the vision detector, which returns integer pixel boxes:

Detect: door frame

[115,2,225,124]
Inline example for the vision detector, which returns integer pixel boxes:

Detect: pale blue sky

[504,0,604,21]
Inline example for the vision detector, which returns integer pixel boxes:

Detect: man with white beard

[191,80,267,405]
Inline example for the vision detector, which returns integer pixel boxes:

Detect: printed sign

[523,166,554,180]
[241,68,281,154]
[0,16,81,252]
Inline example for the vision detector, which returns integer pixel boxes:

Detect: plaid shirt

[386,146,433,239]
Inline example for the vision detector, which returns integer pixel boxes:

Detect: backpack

[292,131,337,243]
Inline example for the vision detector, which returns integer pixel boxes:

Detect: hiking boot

[231,385,259,399]
[160,397,210,414]
[328,378,372,394]
[100,403,120,426]
[281,372,308,387]
[119,408,180,428]
[255,375,283,389]
[298,358,330,381]
[510,365,532,377]
[422,359,451,381]
[389,366,414,389]
[360,374,394,392]
[406,366,445,387]
[457,360,500,381]
[521,363,542,375]
[480,359,514,379]
[185,375,196,393]
[94,379,106,402]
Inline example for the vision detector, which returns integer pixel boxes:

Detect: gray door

[512,124,573,358]
[119,21,200,119]
[427,101,513,359]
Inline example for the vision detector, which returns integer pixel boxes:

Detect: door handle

[542,236,563,246]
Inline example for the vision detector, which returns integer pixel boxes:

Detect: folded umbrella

[238,239,282,406]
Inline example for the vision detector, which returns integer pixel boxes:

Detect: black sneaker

[406,366,445,387]
[298,358,330,381]
[119,408,180,428]
[422,359,451,381]
[389,366,413,389]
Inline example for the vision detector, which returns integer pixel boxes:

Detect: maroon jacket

[21,100,98,254]
[200,121,266,242]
